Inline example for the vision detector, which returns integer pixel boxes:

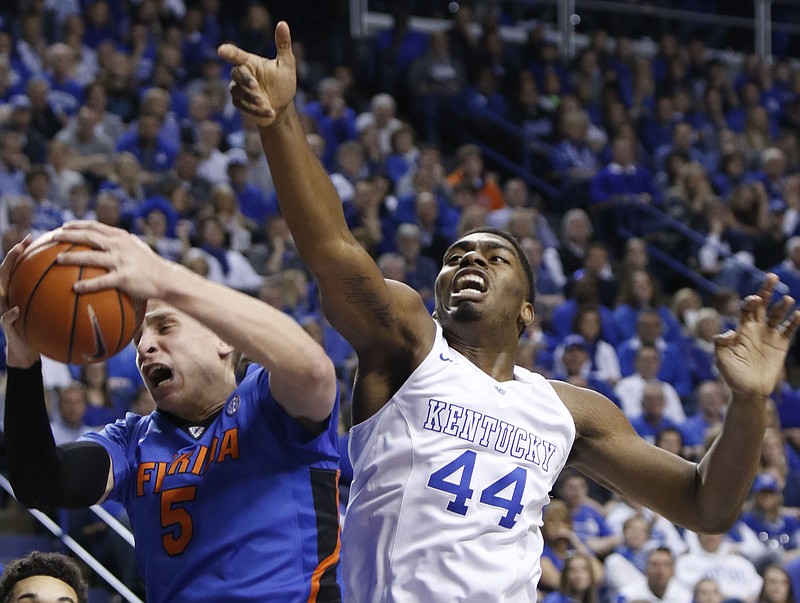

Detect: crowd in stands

[0,0,800,600]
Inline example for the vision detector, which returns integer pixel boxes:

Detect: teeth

[147,364,167,377]
[455,274,486,293]
[147,364,173,386]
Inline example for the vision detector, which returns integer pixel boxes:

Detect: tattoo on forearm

[344,275,393,327]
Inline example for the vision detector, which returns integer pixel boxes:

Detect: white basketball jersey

[342,323,576,602]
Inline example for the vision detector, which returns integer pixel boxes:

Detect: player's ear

[218,339,235,359]
[518,302,534,332]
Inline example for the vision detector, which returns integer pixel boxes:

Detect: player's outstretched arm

[218,22,434,362]
[54,222,336,426]
[559,274,800,533]
[0,240,112,509]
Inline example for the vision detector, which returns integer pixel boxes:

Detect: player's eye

[445,254,461,264]
[491,255,509,264]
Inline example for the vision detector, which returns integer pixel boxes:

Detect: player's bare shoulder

[548,379,630,441]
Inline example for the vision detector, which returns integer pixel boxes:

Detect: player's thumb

[274,21,294,63]
[218,43,252,67]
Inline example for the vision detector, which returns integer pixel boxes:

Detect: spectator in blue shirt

[551,109,600,212]
[590,135,660,256]
[116,111,178,177]
[394,222,438,312]
[550,272,619,345]
[681,380,728,461]
[653,121,707,177]
[457,65,510,144]
[550,334,620,406]
[751,147,789,202]
[540,552,602,603]
[45,43,83,119]
[0,130,27,198]
[555,468,620,558]
[684,308,722,388]
[614,268,684,344]
[638,95,677,156]
[226,147,277,228]
[616,308,693,400]
[301,77,358,171]
[24,165,63,233]
[630,381,682,444]
[770,236,800,302]
[740,473,800,560]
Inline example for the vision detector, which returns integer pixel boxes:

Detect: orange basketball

[7,230,144,365]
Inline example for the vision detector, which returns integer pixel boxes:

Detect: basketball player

[0,228,342,602]
[0,551,88,603]
[218,22,800,602]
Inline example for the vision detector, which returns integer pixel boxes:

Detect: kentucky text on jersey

[423,399,558,471]
[136,427,240,496]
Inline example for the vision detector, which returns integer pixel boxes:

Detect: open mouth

[453,273,487,295]
[147,364,174,388]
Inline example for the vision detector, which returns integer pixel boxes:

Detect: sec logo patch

[226,395,240,416]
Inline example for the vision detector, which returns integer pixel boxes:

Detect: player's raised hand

[218,21,296,127]
[714,273,800,397]
[54,221,169,301]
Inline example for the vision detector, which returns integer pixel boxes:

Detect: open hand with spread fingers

[217,21,297,127]
[714,273,800,398]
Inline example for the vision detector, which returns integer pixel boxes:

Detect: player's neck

[160,404,224,429]
[447,335,518,382]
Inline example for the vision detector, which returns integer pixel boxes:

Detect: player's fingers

[767,295,795,328]
[0,236,32,266]
[230,64,260,93]
[780,309,800,340]
[56,249,115,270]
[72,271,119,294]
[229,95,275,122]
[0,306,20,324]
[54,228,117,251]
[738,294,761,324]
[217,43,255,67]
[0,236,33,284]
[713,329,738,348]
[61,220,124,235]
[755,272,778,307]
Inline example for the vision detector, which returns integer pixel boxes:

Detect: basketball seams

[113,289,126,356]
[68,264,85,365]
[16,243,79,351]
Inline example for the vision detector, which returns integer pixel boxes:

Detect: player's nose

[136,330,158,356]
[460,250,487,267]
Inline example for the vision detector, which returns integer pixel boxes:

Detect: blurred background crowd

[0,0,799,601]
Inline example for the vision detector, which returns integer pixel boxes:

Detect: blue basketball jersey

[82,364,341,603]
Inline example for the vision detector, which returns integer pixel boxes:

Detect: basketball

[7,230,145,365]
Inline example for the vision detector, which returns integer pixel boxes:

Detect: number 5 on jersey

[161,486,197,555]
[427,451,527,528]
